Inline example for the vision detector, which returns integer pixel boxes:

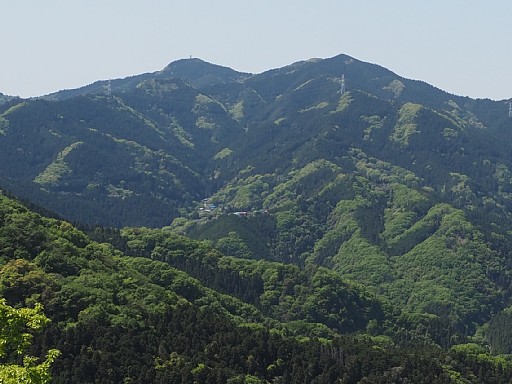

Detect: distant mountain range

[3,54,512,380]
[0,54,510,227]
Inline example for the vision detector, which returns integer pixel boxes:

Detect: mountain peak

[161,57,250,88]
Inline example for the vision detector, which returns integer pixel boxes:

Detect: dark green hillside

[2,54,512,229]
[161,58,251,88]
[5,53,512,363]
[119,226,386,334]
[4,192,512,383]
[2,191,512,383]
[186,156,510,346]
[44,58,250,102]
[0,92,15,106]
[0,80,246,226]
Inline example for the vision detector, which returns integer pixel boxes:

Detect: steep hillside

[1,54,511,228]
[1,191,512,383]
[0,80,245,226]
[3,53,512,355]
[186,156,510,345]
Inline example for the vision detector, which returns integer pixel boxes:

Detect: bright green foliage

[228,100,244,121]
[383,79,405,98]
[213,174,272,211]
[392,208,500,322]
[213,147,233,160]
[0,299,59,384]
[34,142,83,186]
[333,92,353,113]
[333,231,391,285]
[0,259,52,306]
[0,184,510,382]
[3,55,512,381]
[264,159,341,208]
[299,101,329,113]
[187,152,509,346]
[0,53,511,239]
[0,299,48,358]
[120,226,385,333]
[390,102,422,146]
[361,114,385,140]
[216,231,253,258]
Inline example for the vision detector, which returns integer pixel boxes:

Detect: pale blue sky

[2,1,511,100]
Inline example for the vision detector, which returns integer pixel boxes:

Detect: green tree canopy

[0,298,59,384]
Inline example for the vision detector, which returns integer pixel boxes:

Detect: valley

[2,54,512,382]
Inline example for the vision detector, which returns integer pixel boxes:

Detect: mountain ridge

[1,53,511,228]
[3,53,512,380]
[1,189,510,382]
[39,53,487,102]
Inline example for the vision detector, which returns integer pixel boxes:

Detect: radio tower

[105,79,112,97]
[340,74,346,95]
[509,101,512,118]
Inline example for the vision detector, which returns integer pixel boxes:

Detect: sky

[1,1,511,100]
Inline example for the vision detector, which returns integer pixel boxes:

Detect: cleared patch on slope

[34,142,84,187]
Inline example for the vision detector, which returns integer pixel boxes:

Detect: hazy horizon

[2,1,511,100]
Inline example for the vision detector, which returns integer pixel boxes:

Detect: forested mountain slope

[0,54,511,228]
[0,93,15,106]
[1,191,512,383]
[3,53,512,363]
[187,157,509,346]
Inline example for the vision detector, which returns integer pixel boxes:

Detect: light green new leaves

[0,299,60,384]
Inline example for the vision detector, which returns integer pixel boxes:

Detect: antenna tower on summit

[340,74,346,95]
[105,79,112,97]
[509,101,512,118]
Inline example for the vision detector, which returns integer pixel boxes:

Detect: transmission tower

[509,101,512,118]
[340,74,346,95]
[105,79,112,97]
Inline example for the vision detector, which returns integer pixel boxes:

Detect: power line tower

[340,74,346,95]
[105,79,112,97]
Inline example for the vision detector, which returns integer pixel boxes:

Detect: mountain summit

[2,53,512,365]
[161,57,250,87]
[0,53,510,227]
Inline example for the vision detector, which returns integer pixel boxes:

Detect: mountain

[1,189,511,383]
[42,58,249,102]
[0,92,15,106]
[0,54,510,228]
[3,53,512,354]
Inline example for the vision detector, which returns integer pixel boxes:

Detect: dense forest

[1,191,512,383]
[3,54,512,382]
